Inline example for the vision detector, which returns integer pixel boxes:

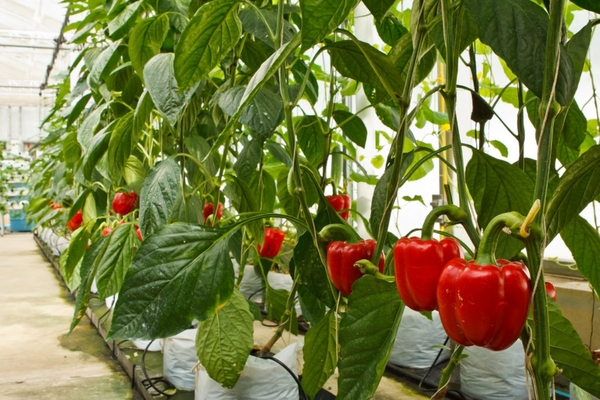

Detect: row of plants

[26,0,600,399]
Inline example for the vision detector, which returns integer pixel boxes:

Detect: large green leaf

[218,86,283,138]
[464,0,574,106]
[88,40,122,89]
[361,0,395,22]
[546,145,600,240]
[70,235,110,332]
[293,232,335,308]
[95,223,139,300]
[466,150,534,258]
[78,104,108,151]
[302,310,338,399]
[265,284,298,335]
[327,40,403,100]
[129,14,170,79]
[170,192,204,225]
[560,216,600,296]
[144,53,197,127]
[82,121,115,180]
[139,157,181,239]
[123,155,146,194]
[196,290,254,388]
[233,139,262,183]
[107,223,237,340]
[107,111,135,181]
[296,116,327,167]
[62,131,82,167]
[546,301,600,397]
[337,276,403,400]
[333,110,367,148]
[67,93,92,127]
[238,8,295,48]
[214,34,301,150]
[62,221,93,289]
[301,0,360,50]
[565,22,593,101]
[174,0,242,90]
[570,0,600,13]
[107,0,143,40]
[133,90,155,138]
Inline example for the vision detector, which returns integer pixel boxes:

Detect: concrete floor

[0,233,137,400]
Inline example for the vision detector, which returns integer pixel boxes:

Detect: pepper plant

[27,0,600,399]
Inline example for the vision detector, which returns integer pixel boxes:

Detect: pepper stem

[520,199,541,239]
[319,223,361,244]
[353,260,395,283]
[421,204,468,240]
[475,211,526,266]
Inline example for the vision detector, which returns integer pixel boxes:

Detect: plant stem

[431,345,464,400]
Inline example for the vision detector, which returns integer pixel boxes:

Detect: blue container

[10,211,34,232]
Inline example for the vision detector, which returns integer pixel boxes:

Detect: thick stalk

[431,345,464,400]
[529,0,565,397]
[371,0,431,263]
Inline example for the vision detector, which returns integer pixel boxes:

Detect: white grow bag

[389,308,450,368]
[460,339,528,400]
[195,342,302,400]
[162,328,198,391]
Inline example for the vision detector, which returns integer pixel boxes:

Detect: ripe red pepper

[436,258,531,351]
[327,239,384,296]
[136,226,143,241]
[545,281,557,301]
[203,202,223,223]
[326,194,351,220]
[394,237,461,312]
[102,227,113,236]
[257,228,285,258]
[112,191,138,215]
[67,210,83,232]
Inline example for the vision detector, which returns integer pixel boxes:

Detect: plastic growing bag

[163,328,198,391]
[389,308,450,368]
[460,339,528,400]
[232,259,263,303]
[195,342,302,400]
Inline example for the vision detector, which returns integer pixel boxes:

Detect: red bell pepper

[545,281,557,301]
[394,236,460,312]
[326,194,351,220]
[436,258,531,351]
[67,210,83,232]
[112,191,138,215]
[327,239,384,296]
[203,202,223,223]
[258,228,285,258]
[102,227,113,236]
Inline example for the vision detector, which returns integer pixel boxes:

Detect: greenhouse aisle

[0,233,138,400]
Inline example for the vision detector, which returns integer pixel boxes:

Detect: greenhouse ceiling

[0,0,73,107]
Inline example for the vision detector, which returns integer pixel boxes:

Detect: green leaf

[88,40,122,89]
[144,53,197,126]
[107,111,135,181]
[464,0,575,106]
[107,0,143,40]
[62,131,82,167]
[174,0,242,90]
[297,284,327,325]
[78,104,108,151]
[214,34,301,151]
[465,149,534,258]
[133,90,155,138]
[265,285,298,335]
[95,224,138,299]
[218,86,283,138]
[139,157,181,239]
[566,22,593,100]
[62,222,93,288]
[83,192,98,224]
[546,145,600,241]
[293,231,335,308]
[301,0,360,50]
[562,102,587,150]
[490,140,509,157]
[296,116,327,167]
[67,93,92,127]
[560,216,600,296]
[107,223,237,340]
[196,290,254,388]
[234,139,262,183]
[70,235,110,332]
[239,8,296,48]
[333,110,367,148]
[327,40,403,100]
[123,155,146,193]
[82,122,114,180]
[170,192,204,225]
[337,276,403,400]
[302,310,338,399]
[546,301,600,397]
[362,0,396,22]
[129,14,170,79]
[291,60,319,105]
[569,0,600,13]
